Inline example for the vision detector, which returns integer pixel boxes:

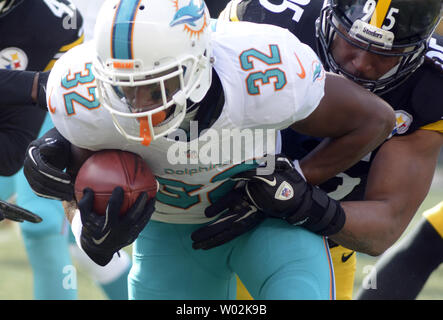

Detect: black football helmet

[316,0,442,95]
[0,0,23,17]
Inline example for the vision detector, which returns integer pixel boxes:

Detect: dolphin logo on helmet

[170,0,206,27]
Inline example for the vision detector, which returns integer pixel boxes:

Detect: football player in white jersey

[24,0,396,299]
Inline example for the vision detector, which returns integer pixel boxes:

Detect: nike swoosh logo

[254,176,277,187]
[236,206,257,222]
[28,146,38,166]
[341,251,355,263]
[294,52,306,79]
[292,217,309,226]
[92,206,111,245]
[28,146,71,184]
[92,229,111,245]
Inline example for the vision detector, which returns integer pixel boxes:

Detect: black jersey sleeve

[411,34,443,133]
[1,0,85,71]
[380,33,443,136]
[205,0,230,17]
[0,0,84,176]
[222,0,322,51]
[30,0,85,71]
[0,69,34,105]
[0,104,46,176]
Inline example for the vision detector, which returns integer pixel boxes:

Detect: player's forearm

[328,198,426,256]
[0,69,49,108]
[0,70,35,105]
[336,130,443,255]
[296,75,395,185]
[328,200,400,256]
[299,126,381,186]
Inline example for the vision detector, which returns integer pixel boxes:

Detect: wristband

[289,185,346,236]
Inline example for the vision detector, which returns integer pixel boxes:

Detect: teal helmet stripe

[111,0,141,59]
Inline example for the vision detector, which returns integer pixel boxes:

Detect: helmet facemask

[92,0,212,146]
[316,1,441,95]
[94,50,212,145]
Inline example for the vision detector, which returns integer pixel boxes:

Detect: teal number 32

[239,44,287,95]
[61,63,100,115]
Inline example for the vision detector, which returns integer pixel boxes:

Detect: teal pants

[129,218,335,300]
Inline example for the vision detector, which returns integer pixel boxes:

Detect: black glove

[237,155,346,235]
[78,187,155,266]
[191,188,266,250]
[0,200,42,223]
[23,127,74,201]
[191,155,346,250]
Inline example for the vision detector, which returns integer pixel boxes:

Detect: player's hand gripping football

[191,155,346,250]
[78,187,155,266]
[0,200,42,223]
[23,127,74,201]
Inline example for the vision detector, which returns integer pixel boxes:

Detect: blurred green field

[0,222,110,300]
[1,174,442,300]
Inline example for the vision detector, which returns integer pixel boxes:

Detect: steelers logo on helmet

[92,0,213,147]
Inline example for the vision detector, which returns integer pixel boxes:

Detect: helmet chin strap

[139,117,152,146]
[378,63,400,81]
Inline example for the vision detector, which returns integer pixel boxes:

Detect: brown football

[74,150,158,216]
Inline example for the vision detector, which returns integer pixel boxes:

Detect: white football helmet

[93,0,212,146]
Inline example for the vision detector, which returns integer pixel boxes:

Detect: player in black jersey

[0,0,83,175]
[0,0,84,298]
[1,0,133,300]
[220,0,443,299]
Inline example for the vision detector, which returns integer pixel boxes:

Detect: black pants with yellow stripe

[237,241,356,300]
[356,201,443,299]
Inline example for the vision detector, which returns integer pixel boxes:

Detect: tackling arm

[330,129,443,256]
[0,70,49,109]
[291,73,395,185]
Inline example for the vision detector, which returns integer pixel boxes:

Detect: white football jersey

[47,20,325,224]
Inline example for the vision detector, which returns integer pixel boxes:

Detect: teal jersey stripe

[112,0,141,59]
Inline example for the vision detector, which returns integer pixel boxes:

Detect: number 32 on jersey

[239,44,287,95]
[49,62,101,115]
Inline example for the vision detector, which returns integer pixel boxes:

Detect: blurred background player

[0,0,81,299]
[0,0,130,299]
[220,0,443,300]
[0,176,42,223]
[0,0,83,299]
